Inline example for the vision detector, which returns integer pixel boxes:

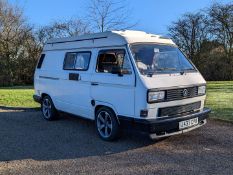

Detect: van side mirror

[111,66,130,76]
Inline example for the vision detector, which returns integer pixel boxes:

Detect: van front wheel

[95,107,120,141]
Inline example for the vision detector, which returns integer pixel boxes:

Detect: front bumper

[33,95,41,103]
[118,108,211,138]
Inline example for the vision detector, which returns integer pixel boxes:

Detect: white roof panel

[44,30,175,51]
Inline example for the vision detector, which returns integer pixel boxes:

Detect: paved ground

[0,109,232,175]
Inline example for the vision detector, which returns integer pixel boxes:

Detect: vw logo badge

[183,89,188,97]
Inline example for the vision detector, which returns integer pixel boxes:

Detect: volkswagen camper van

[33,30,211,141]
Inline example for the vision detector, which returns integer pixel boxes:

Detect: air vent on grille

[158,101,201,117]
[166,86,198,101]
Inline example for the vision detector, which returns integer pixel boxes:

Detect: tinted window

[63,52,91,70]
[96,49,131,73]
[37,54,45,69]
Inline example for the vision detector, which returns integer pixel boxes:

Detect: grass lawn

[0,86,39,108]
[206,81,233,122]
[0,82,232,121]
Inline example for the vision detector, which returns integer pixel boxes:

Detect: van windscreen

[130,44,196,75]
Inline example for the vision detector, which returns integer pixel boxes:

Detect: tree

[195,40,229,80]
[208,2,233,55]
[36,19,90,47]
[0,1,93,86]
[0,0,36,86]
[168,12,209,60]
[167,2,233,80]
[86,0,136,32]
[207,2,233,79]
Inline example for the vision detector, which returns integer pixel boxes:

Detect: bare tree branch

[86,0,137,32]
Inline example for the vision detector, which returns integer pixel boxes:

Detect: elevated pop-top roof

[44,30,175,51]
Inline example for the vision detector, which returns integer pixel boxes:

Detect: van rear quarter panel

[34,51,65,109]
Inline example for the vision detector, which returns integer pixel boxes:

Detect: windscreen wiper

[146,68,178,76]
[182,68,195,73]
[183,68,195,71]
[156,67,177,71]
[180,68,195,75]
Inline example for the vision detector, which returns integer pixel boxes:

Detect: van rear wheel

[41,96,58,121]
[95,107,120,141]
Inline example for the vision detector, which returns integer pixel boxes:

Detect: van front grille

[158,101,201,117]
[166,86,198,101]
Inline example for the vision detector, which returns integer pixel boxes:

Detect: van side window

[96,49,132,74]
[37,54,45,69]
[63,52,91,70]
[75,52,91,70]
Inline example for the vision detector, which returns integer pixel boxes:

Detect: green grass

[0,82,232,121]
[206,81,233,122]
[0,86,39,108]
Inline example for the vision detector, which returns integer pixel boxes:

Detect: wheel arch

[40,93,58,110]
[94,102,119,123]
[41,93,50,99]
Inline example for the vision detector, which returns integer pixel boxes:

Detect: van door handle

[91,82,99,86]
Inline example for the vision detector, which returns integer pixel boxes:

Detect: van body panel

[44,31,175,51]
[57,72,93,119]
[90,75,135,117]
[142,72,206,90]
[146,95,206,119]
[56,49,93,119]
[90,47,136,118]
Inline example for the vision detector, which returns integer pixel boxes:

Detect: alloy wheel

[97,111,113,138]
[42,98,52,119]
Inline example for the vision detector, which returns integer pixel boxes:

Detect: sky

[8,0,232,35]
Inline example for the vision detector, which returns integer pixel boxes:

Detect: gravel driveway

[0,109,232,175]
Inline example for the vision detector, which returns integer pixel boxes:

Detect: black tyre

[95,107,120,141]
[41,95,58,121]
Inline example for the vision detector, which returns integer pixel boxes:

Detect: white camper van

[33,30,210,141]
